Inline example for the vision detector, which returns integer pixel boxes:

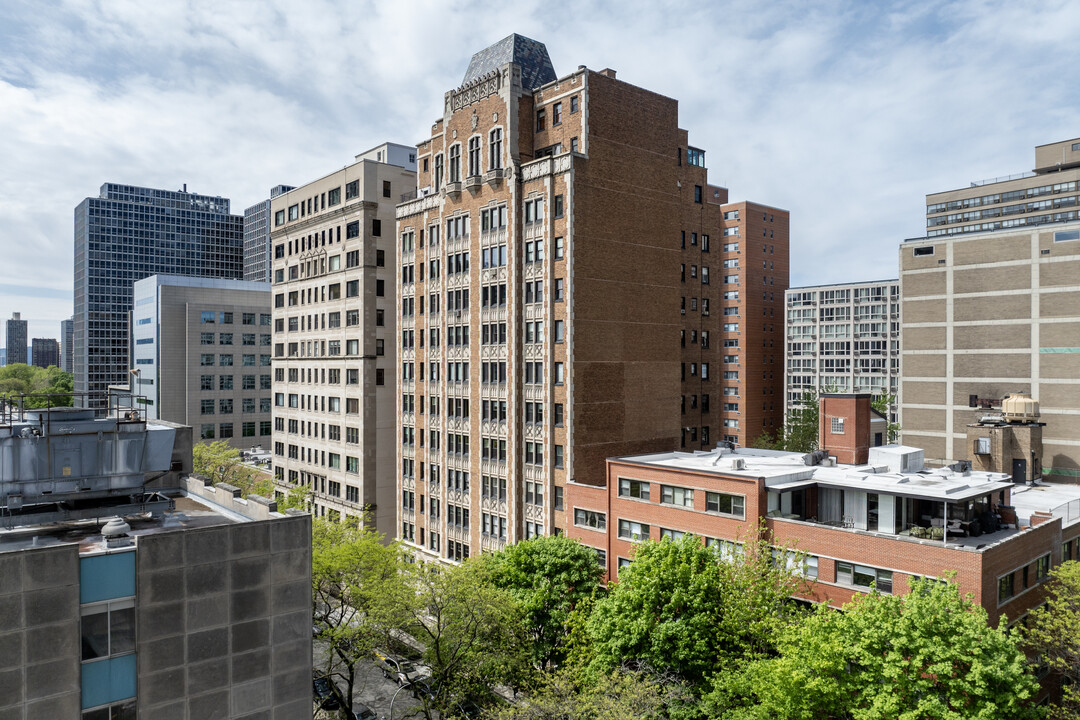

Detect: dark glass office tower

[74,184,243,409]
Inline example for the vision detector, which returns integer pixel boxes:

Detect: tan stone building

[396,35,789,561]
[901,138,1080,477]
[270,143,416,535]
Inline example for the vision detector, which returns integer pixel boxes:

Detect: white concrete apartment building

[902,139,1080,474]
[270,142,416,535]
[785,280,901,418]
[129,275,273,450]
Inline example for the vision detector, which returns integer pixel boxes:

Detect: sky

[1,0,1078,344]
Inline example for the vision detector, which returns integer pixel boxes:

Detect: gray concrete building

[901,138,1080,477]
[6,312,27,365]
[0,406,311,719]
[131,275,273,451]
[62,317,74,374]
[74,184,244,411]
[270,143,415,535]
[30,338,59,369]
[785,279,900,419]
[244,185,295,283]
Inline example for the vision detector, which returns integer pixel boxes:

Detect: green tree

[872,392,902,443]
[312,517,410,707]
[1025,560,1080,719]
[0,363,74,408]
[492,665,693,720]
[403,559,530,719]
[710,577,1041,720]
[481,535,605,670]
[780,389,819,452]
[585,530,808,689]
[191,440,273,497]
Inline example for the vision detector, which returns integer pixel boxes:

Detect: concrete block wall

[136,513,312,719]
[0,545,82,719]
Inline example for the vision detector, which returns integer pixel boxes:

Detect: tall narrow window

[449,145,460,183]
[468,136,481,177]
[434,154,444,191]
[489,128,503,170]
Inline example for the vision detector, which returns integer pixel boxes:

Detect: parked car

[373,650,427,686]
[312,671,343,711]
[350,702,378,720]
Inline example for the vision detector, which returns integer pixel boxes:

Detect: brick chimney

[819,394,873,465]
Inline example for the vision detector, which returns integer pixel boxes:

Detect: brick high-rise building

[396,34,789,561]
[270,143,416,536]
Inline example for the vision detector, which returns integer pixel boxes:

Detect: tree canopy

[1025,560,1080,719]
[481,535,605,669]
[585,530,808,688]
[0,363,73,408]
[709,577,1041,720]
[312,517,410,705]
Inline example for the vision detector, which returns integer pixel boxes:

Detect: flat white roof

[610,446,1080,506]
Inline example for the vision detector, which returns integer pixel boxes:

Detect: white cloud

[0,0,1078,342]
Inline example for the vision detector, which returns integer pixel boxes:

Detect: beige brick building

[901,138,1080,477]
[396,35,788,561]
[270,143,416,535]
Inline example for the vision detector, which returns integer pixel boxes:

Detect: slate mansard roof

[462,33,557,90]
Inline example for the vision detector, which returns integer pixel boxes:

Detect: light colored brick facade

[395,35,789,562]
[269,143,416,536]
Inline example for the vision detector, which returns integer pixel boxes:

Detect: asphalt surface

[315,641,428,720]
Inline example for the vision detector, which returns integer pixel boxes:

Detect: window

[694,185,702,203]
[467,136,481,177]
[617,519,650,541]
[660,485,693,507]
[574,509,606,530]
[570,95,579,113]
[536,108,546,131]
[913,246,935,256]
[618,478,650,501]
[998,573,1015,602]
[554,194,564,218]
[274,209,285,226]
[1054,229,1080,243]
[706,491,744,518]
[1036,554,1051,581]
[489,128,503,170]
[836,562,892,593]
[830,417,845,434]
[449,144,460,182]
[552,101,562,125]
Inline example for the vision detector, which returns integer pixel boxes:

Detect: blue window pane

[81,654,136,709]
[80,552,135,604]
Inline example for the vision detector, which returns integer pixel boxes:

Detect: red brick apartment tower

[396,34,788,560]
